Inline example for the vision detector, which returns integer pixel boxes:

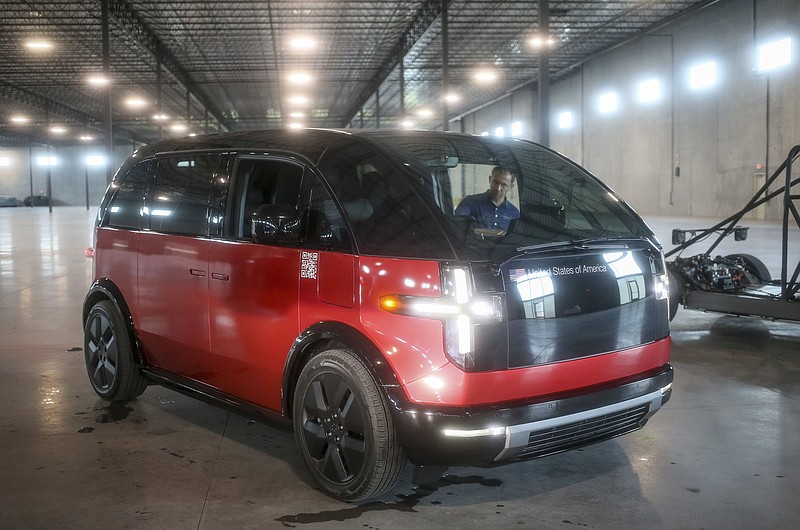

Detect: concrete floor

[1,206,799,529]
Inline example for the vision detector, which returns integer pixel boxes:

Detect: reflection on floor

[1,207,798,528]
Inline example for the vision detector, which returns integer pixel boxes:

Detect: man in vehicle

[454,166,520,231]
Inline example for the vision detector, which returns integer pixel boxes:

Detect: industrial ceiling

[1,0,717,147]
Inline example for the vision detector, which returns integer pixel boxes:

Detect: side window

[149,155,220,236]
[105,161,152,230]
[304,176,353,252]
[233,158,304,239]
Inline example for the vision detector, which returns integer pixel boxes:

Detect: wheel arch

[281,321,402,419]
[83,279,145,365]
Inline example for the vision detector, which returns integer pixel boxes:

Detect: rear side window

[104,161,152,230]
[149,155,220,236]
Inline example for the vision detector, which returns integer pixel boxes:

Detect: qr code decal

[300,251,319,279]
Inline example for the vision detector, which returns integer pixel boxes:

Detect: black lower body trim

[385,365,673,466]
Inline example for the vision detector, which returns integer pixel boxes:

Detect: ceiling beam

[341,0,443,127]
[104,0,233,131]
[1,81,102,130]
[0,80,146,145]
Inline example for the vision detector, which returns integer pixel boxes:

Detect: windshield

[362,132,654,259]
[316,132,654,260]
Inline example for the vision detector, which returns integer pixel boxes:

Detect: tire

[293,349,406,502]
[725,253,771,284]
[667,267,682,321]
[84,300,148,401]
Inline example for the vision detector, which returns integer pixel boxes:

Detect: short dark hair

[491,166,515,183]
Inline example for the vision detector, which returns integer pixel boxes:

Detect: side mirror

[252,204,301,245]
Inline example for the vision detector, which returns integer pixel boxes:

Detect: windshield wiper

[491,236,657,275]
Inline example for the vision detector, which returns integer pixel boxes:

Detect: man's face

[488,171,514,205]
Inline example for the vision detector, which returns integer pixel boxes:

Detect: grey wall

[458,0,800,221]
[0,143,136,207]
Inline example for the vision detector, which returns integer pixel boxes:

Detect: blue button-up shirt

[454,191,520,230]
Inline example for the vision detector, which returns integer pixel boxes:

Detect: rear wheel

[84,300,147,401]
[293,349,406,502]
[725,253,771,284]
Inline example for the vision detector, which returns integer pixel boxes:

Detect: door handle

[189,268,206,277]
[211,272,230,281]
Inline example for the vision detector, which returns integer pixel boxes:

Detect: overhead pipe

[538,0,550,146]
[156,54,163,140]
[399,59,406,125]
[376,89,381,129]
[442,0,450,131]
[101,0,114,183]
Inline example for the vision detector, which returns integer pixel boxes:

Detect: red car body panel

[400,338,671,406]
[135,233,212,380]
[357,256,452,384]
[207,240,300,410]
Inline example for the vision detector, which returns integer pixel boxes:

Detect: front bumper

[386,365,673,466]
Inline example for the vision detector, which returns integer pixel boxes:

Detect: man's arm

[454,194,476,217]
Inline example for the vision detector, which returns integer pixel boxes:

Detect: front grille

[518,403,650,459]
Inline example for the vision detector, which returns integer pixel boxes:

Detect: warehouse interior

[1,1,799,528]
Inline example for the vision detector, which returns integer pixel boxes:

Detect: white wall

[457,0,800,221]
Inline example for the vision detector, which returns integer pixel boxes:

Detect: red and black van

[83,128,672,501]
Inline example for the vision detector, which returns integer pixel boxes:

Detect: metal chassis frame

[666,145,800,321]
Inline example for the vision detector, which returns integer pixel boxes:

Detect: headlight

[654,273,669,301]
[379,264,504,370]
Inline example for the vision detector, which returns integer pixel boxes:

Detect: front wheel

[293,349,406,502]
[84,300,147,401]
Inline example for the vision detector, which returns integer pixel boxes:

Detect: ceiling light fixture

[288,72,312,84]
[125,97,147,108]
[289,96,309,106]
[474,69,497,83]
[289,36,316,51]
[530,35,555,48]
[11,115,31,124]
[25,39,53,51]
[87,75,110,87]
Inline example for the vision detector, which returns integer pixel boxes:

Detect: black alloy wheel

[84,300,147,401]
[293,349,405,502]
